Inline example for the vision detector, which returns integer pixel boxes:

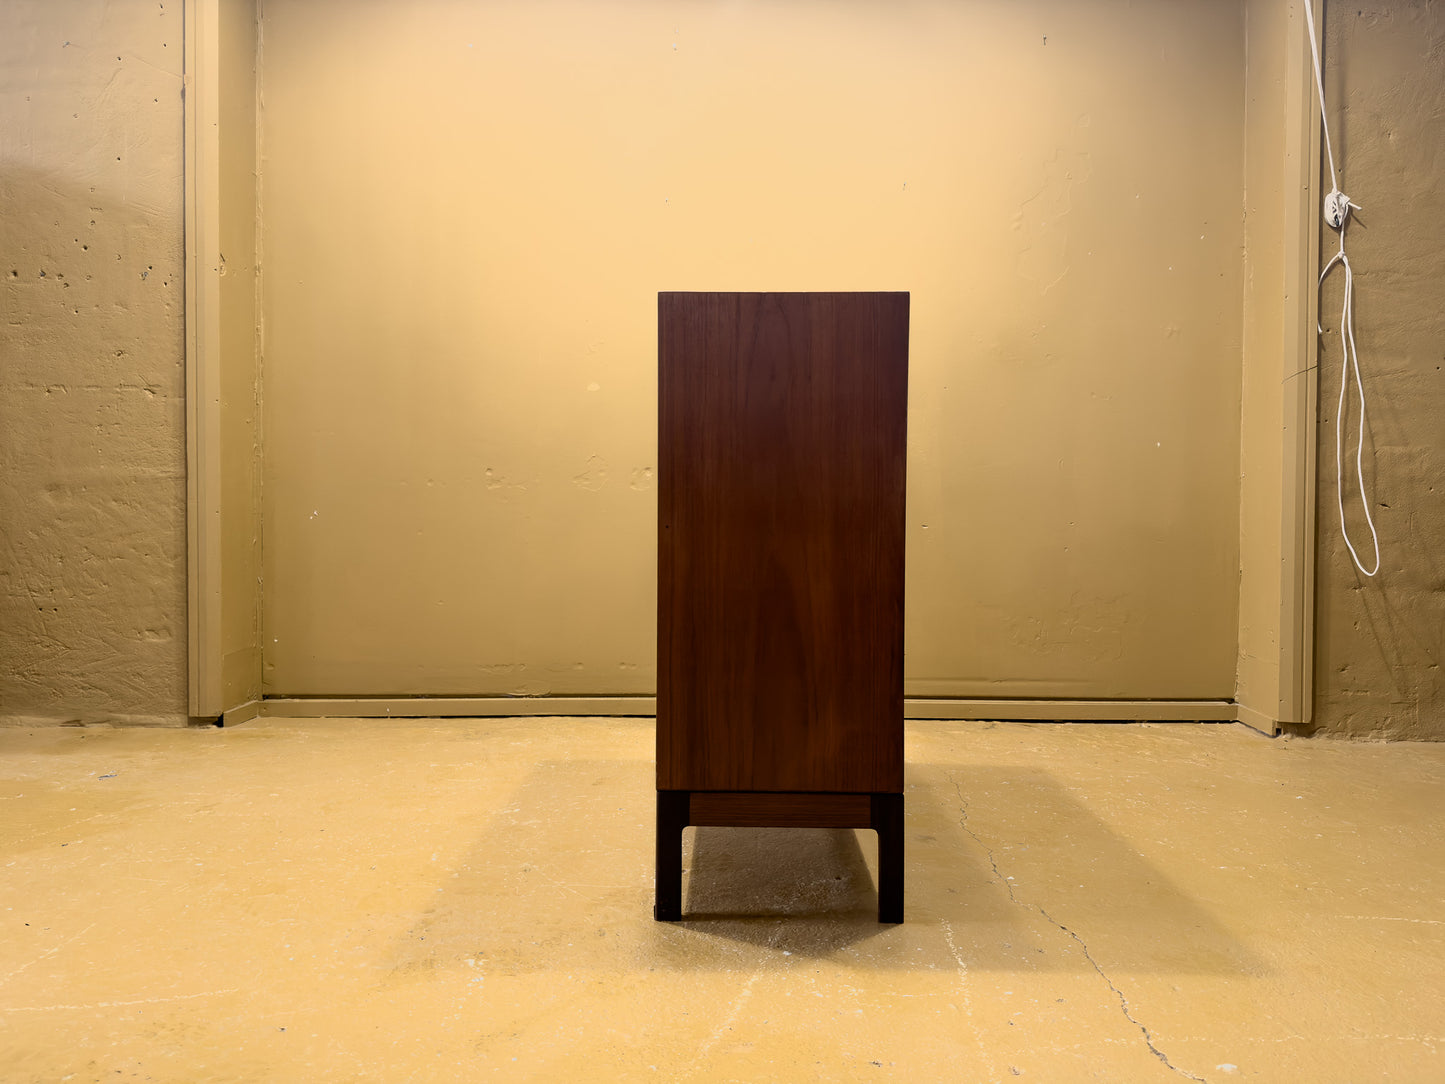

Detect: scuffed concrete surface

[1,718,1442,1081]
[1313,1,1445,738]
[0,2,187,724]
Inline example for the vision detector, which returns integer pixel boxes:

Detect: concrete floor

[1,718,1442,1082]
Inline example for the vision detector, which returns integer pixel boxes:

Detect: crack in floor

[947,772,1207,1083]
[1036,903,1207,1083]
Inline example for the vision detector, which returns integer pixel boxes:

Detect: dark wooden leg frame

[654,791,904,923]
[654,790,689,922]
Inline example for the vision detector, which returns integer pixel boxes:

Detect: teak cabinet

[655,291,909,923]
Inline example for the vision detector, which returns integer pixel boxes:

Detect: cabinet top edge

[658,291,910,298]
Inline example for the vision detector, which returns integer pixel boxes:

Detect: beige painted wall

[1311,0,1445,738]
[217,0,263,708]
[1235,0,1321,734]
[259,0,1246,699]
[3,1,1439,737]
[1237,0,1290,720]
[0,1,187,725]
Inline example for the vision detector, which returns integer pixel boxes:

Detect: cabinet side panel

[658,292,907,792]
[657,292,740,788]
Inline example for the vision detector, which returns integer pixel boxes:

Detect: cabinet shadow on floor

[388,760,1263,977]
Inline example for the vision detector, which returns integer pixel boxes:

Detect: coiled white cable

[1305,0,1380,577]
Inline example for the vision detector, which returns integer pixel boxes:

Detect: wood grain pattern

[657,292,908,793]
[688,792,873,828]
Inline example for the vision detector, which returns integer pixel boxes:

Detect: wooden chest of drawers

[655,291,909,922]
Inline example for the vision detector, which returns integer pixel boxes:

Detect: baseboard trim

[221,699,262,727]
[258,696,658,719]
[906,699,1237,722]
[251,696,1239,723]
[1234,702,1282,737]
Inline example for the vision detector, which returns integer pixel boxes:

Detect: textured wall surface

[1312,1,1445,738]
[3,2,1439,735]
[0,2,187,724]
[259,0,1246,699]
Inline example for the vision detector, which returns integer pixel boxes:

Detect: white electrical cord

[1304,0,1380,577]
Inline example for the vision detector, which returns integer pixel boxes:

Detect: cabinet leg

[654,790,689,921]
[872,793,904,923]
